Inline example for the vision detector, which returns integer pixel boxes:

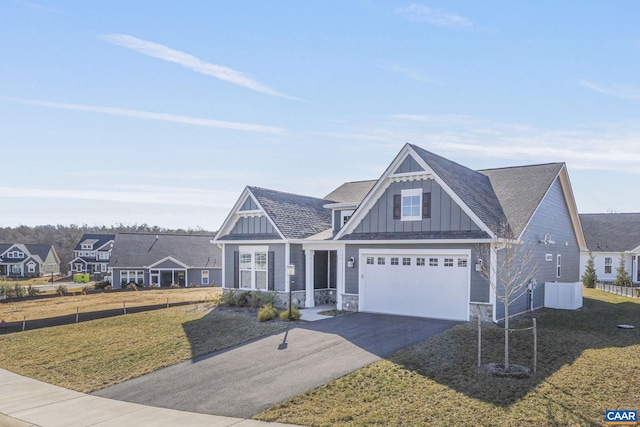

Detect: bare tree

[477,221,539,371]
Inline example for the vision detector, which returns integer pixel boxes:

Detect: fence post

[76,306,79,324]
[22,315,26,332]
[477,314,482,368]
[533,318,537,373]
[123,301,126,315]
[167,296,169,308]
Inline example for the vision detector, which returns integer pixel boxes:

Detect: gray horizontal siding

[495,178,580,320]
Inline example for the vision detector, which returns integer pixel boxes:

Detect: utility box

[73,273,90,283]
[544,282,582,310]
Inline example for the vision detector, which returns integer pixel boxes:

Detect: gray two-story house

[215,144,585,322]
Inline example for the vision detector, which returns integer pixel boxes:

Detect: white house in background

[579,213,640,283]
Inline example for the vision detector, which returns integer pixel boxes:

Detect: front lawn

[256,288,640,426]
[0,304,288,392]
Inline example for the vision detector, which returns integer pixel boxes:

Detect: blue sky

[2,1,640,231]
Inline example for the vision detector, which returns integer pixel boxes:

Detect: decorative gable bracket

[389,172,434,183]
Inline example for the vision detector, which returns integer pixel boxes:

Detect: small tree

[581,252,597,288]
[614,254,632,287]
[477,222,538,371]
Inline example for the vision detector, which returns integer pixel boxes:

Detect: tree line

[0,224,214,274]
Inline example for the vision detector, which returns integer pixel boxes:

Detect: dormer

[324,202,358,232]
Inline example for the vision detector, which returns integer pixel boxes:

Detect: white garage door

[360,250,470,321]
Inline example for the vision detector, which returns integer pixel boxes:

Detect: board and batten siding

[352,179,481,234]
[240,197,258,211]
[494,177,580,320]
[344,243,489,302]
[229,216,276,236]
[394,155,424,174]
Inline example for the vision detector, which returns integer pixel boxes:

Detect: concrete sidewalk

[0,369,300,427]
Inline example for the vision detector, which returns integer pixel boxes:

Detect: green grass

[0,305,287,392]
[256,288,640,426]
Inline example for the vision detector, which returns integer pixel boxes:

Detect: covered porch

[302,244,345,309]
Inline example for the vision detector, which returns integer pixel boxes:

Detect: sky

[2,1,640,231]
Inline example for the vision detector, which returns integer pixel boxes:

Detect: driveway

[93,313,459,418]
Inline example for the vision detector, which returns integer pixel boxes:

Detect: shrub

[258,303,278,322]
[81,285,92,295]
[126,283,139,291]
[235,291,251,307]
[56,284,68,296]
[104,284,113,291]
[170,283,181,288]
[279,306,301,321]
[188,282,199,288]
[221,290,238,306]
[94,281,111,290]
[582,252,597,288]
[27,285,42,297]
[13,284,25,298]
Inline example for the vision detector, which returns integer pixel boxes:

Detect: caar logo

[605,410,638,426]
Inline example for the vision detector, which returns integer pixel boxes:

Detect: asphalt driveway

[93,312,460,418]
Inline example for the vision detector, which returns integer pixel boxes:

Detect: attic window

[393,189,431,221]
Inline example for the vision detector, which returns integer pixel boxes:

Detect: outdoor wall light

[347,257,355,268]
[475,259,483,272]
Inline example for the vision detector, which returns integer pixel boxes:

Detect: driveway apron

[93,313,459,418]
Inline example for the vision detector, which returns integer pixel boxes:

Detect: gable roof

[410,144,508,234]
[479,163,565,237]
[110,233,221,269]
[579,213,640,252]
[0,243,58,264]
[74,234,115,251]
[248,187,333,239]
[324,180,377,203]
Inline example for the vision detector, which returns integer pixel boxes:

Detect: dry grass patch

[0,304,286,392]
[256,288,640,426]
[0,287,220,322]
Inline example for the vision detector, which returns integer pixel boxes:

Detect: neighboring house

[109,233,222,288]
[214,143,586,322]
[69,234,115,278]
[0,243,61,278]
[579,213,640,283]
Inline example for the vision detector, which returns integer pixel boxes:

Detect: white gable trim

[214,187,285,241]
[335,144,494,239]
[1,244,28,258]
[147,256,189,269]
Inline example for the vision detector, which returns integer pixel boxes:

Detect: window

[27,261,36,273]
[7,251,24,259]
[81,244,92,250]
[604,257,612,274]
[444,258,454,267]
[429,258,438,266]
[391,257,399,266]
[402,257,411,266]
[120,270,144,286]
[201,270,209,285]
[366,257,375,265]
[100,263,107,272]
[340,210,354,228]
[401,188,422,221]
[556,254,561,278]
[98,252,110,260]
[74,263,83,272]
[458,258,468,267]
[239,247,269,290]
[416,257,425,266]
[377,257,386,265]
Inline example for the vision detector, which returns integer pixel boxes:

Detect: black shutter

[423,192,431,219]
[393,194,401,219]
[233,251,239,288]
[268,251,275,291]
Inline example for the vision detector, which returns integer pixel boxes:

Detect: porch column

[336,249,344,309]
[305,250,315,308]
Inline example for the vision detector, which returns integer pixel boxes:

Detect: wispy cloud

[396,4,472,28]
[101,34,301,101]
[381,63,441,84]
[2,96,286,134]
[579,80,640,101]
[0,184,238,208]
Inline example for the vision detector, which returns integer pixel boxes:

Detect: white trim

[335,144,493,239]
[400,188,422,221]
[304,249,314,307]
[237,209,264,218]
[323,202,359,209]
[490,245,498,323]
[147,256,189,269]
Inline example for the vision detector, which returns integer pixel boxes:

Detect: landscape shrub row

[221,290,301,321]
